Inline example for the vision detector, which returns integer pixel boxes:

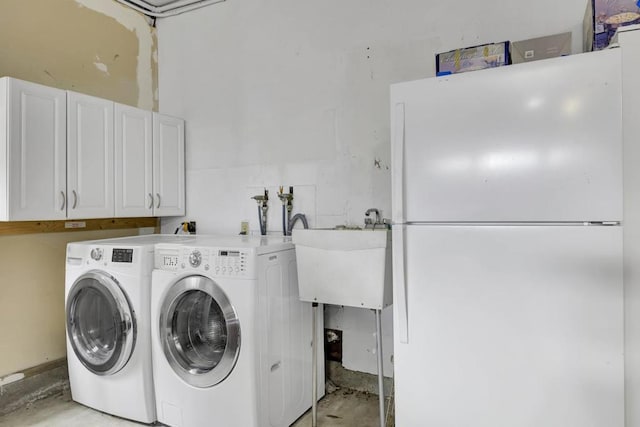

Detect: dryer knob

[189,250,202,268]
[90,248,103,261]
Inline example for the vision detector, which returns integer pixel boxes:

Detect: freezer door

[391,49,622,223]
[393,225,623,427]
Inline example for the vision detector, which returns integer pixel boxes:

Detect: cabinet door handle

[72,190,78,209]
[60,191,66,211]
[148,193,154,209]
[156,193,161,209]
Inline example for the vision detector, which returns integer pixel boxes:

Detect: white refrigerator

[390,48,624,426]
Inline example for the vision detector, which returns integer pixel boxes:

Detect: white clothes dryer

[65,234,194,423]
[151,235,324,427]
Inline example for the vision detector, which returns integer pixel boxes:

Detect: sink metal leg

[312,302,318,427]
[375,309,385,427]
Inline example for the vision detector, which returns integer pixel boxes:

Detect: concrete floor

[0,388,392,427]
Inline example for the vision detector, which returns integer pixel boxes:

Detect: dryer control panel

[155,246,253,278]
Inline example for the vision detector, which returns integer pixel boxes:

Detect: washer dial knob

[189,250,202,268]
[90,248,103,261]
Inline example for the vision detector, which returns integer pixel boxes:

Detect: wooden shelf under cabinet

[0,217,159,236]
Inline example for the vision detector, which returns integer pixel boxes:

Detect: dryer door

[66,271,136,376]
[159,275,241,388]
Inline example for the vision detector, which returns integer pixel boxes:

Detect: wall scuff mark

[43,70,56,83]
[93,56,110,75]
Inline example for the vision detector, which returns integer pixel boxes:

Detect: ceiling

[116,0,225,17]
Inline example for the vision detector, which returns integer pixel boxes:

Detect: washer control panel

[158,248,180,269]
[189,250,202,268]
[210,249,246,276]
[69,245,140,269]
[90,248,103,261]
[156,246,251,277]
[112,248,134,263]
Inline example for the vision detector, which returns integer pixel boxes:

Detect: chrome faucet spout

[365,208,380,216]
[364,208,382,229]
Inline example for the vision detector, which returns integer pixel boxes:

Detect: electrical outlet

[240,221,249,235]
[187,221,196,234]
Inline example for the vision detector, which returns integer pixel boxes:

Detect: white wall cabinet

[0,77,185,221]
[67,91,114,219]
[115,106,185,217]
[152,113,185,217]
[115,104,153,217]
[0,78,67,221]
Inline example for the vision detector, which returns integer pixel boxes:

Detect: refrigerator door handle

[392,103,405,224]
[392,224,409,343]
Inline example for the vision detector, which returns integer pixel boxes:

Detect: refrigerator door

[394,225,623,427]
[391,48,622,224]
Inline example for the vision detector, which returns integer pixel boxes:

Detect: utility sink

[291,228,392,309]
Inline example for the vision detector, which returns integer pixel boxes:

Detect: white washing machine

[151,235,324,427]
[65,234,194,423]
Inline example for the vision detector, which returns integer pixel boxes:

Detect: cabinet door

[6,79,66,220]
[153,113,185,216]
[115,104,153,217]
[67,92,114,219]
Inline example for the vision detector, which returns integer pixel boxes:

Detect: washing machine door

[159,275,241,388]
[66,271,136,376]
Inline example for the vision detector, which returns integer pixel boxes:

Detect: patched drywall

[0,0,157,109]
[0,0,157,378]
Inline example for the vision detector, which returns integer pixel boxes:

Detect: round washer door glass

[160,275,240,388]
[66,271,136,376]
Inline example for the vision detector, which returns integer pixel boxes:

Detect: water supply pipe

[278,186,294,236]
[251,189,269,236]
[257,206,266,235]
[281,205,287,236]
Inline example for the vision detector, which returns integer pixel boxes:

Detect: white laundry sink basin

[291,228,392,309]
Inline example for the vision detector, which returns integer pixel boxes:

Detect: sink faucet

[364,208,382,229]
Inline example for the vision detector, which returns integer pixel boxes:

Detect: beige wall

[0,0,157,378]
[0,0,157,110]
